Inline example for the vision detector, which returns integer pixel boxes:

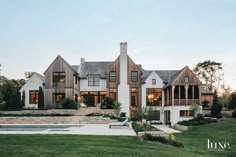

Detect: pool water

[0,125,80,132]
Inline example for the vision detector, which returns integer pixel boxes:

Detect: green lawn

[0,120,235,157]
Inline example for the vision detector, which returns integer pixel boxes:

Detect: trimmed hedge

[143,133,184,148]
[178,116,217,126]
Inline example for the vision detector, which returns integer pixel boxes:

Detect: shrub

[113,100,121,117]
[228,92,236,109]
[61,98,78,109]
[202,100,210,108]
[232,109,236,118]
[143,133,184,148]
[177,117,217,126]
[132,122,144,133]
[211,90,222,118]
[86,113,103,117]
[120,112,126,117]
[100,96,115,109]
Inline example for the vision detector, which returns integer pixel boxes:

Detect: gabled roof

[71,65,80,73]
[44,55,78,75]
[141,69,179,83]
[79,62,113,79]
[34,73,45,82]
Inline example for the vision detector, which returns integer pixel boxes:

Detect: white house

[20,73,45,109]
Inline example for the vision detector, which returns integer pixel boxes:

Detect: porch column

[172,85,175,106]
[185,85,189,105]
[179,86,181,105]
[162,90,165,107]
[198,85,202,105]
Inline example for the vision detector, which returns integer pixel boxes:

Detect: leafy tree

[25,72,35,79]
[211,91,222,118]
[61,98,77,109]
[190,103,200,117]
[21,90,25,107]
[38,86,44,109]
[193,60,223,91]
[228,92,236,109]
[218,85,232,108]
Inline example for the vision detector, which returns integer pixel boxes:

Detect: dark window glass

[180,110,193,117]
[53,93,65,103]
[29,90,39,104]
[53,72,65,83]
[109,71,116,82]
[88,75,100,86]
[131,71,138,82]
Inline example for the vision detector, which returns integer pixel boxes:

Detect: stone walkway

[153,125,181,133]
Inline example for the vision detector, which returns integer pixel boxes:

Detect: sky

[0,0,236,89]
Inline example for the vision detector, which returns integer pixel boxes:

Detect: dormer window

[184,76,189,83]
[152,79,156,85]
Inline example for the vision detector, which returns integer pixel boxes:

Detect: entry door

[164,111,170,124]
[87,94,95,107]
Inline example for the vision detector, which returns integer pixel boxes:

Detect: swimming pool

[0,125,81,132]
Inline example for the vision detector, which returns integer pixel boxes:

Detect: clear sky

[0,0,236,89]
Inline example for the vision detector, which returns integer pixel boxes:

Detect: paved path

[153,125,181,133]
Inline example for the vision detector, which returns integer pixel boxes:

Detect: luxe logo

[207,139,231,151]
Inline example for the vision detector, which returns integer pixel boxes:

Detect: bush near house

[143,133,184,148]
[100,96,115,109]
[132,122,145,133]
[177,115,217,126]
[202,100,209,108]
[61,98,78,109]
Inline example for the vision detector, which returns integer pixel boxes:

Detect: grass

[0,120,235,157]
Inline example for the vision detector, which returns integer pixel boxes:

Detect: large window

[29,90,39,104]
[109,71,116,82]
[88,75,100,86]
[131,71,138,82]
[53,93,65,103]
[131,88,138,107]
[53,72,65,83]
[180,110,193,117]
[146,88,162,106]
[109,88,117,100]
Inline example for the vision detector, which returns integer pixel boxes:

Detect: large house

[21,42,213,125]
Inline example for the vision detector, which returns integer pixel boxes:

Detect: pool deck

[0,124,136,136]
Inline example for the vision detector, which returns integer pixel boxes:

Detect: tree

[193,60,223,91]
[25,72,35,79]
[228,92,236,109]
[218,85,232,108]
[113,100,121,117]
[21,90,25,107]
[211,91,222,118]
[190,103,200,117]
[38,86,44,109]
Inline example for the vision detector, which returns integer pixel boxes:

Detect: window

[109,88,117,100]
[184,76,189,83]
[109,71,116,82]
[152,79,156,85]
[180,110,193,117]
[29,91,39,104]
[146,88,162,106]
[53,72,65,83]
[131,88,138,107]
[88,75,100,86]
[131,71,138,82]
[74,75,78,84]
[53,93,65,103]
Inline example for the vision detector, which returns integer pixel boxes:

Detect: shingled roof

[79,62,113,79]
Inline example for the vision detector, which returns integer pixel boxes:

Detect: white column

[162,90,165,107]
[172,85,175,106]
[185,85,189,105]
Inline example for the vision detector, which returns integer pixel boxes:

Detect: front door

[87,94,95,107]
[164,110,170,124]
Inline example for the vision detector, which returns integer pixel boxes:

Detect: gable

[172,66,201,85]
[44,55,77,75]
[143,71,164,88]
[20,73,44,92]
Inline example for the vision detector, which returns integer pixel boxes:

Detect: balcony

[165,99,200,106]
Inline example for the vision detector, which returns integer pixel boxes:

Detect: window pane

[131,71,138,82]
